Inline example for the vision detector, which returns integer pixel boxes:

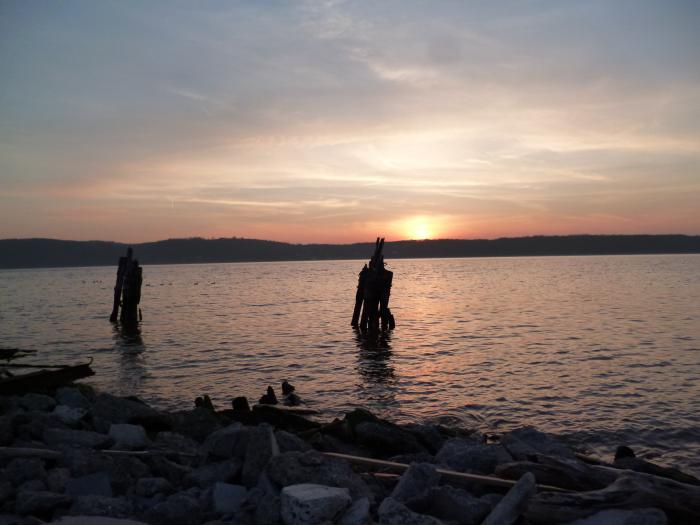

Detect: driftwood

[0,361,94,395]
[482,472,537,525]
[525,470,700,524]
[322,452,569,492]
[0,447,62,460]
[496,454,618,491]
[614,456,700,486]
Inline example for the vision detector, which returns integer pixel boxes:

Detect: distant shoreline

[1,234,699,269]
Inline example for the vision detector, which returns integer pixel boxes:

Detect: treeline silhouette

[1,235,698,269]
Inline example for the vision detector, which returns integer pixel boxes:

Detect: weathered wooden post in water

[109,247,143,326]
[351,237,395,332]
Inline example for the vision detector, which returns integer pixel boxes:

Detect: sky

[1,1,699,243]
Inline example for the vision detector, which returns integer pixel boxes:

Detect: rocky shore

[1,384,699,525]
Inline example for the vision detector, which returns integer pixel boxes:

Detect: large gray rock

[378,497,445,525]
[144,492,201,525]
[4,457,47,485]
[407,486,494,525]
[152,431,200,456]
[435,439,498,474]
[244,471,282,525]
[53,405,87,426]
[44,428,112,449]
[147,455,192,486]
[186,459,240,488]
[501,427,575,460]
[339,497,371,525]
[275,430,311,453]
[59,448,112,477]
[171,408,220,442]
[266,451,372,500]
[355,421,425,456]
[400,424,447,454]
[241,424,279,488]
[135,477,173,498]
[56,387,91,409]
[481,472,536,525]
[203,423,249,459]
[65,471,113,497]
[0,415,14,446]
[212,482,247,514]
[19,393,56,412]
[92,394,170,433]
[47,468,72,493]
[391,463,440,502]
[108,424,148,449]
[15,490,72,516]
[280,483,351,525]
[69,496,133,519]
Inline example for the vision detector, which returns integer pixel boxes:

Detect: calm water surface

[1,255,699,473]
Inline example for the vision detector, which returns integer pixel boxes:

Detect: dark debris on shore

[1,382,699,525]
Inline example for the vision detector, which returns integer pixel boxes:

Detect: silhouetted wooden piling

[109,247,142,326]
[352,237,395,332]
[109,248,132,322]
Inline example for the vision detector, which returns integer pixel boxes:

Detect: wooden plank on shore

[321,452,571,493]
[0,447,62,460]
[0,361,94,395]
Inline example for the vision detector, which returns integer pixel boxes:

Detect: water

[1,254,699,474]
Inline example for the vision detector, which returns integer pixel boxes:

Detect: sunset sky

[1,1,699,243]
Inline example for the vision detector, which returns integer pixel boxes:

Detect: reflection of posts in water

[354,328,395,384]
[352,237,395,332]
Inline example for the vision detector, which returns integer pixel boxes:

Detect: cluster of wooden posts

[109,247,143,326]
[351,237,396,332]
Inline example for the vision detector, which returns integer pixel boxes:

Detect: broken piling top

[369,237,385,269]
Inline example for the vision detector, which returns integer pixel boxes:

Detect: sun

[402,216,435,240]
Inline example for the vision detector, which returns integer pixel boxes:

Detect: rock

[46,468,72,493]
[0,480,14,503]
[203,423,249,459]
[435,439,498,474]
[92,394,171,433]
[241,424,279,488]
[259,386,278,405]
[212,483,247,514]
[355,421,425,456]
[108,456,151,495]
[4,458,47,485]
[17,480,46,492]
[243,471,281,525]
[407,486,493,525]
[391,463,440,502]
[144,492,201,525]
[53,406,87,426]
[55,387,91,409]
[65,472,113,498]
[564,508,668,524]
[378,497,445,525]
[19,394,56,412]
[152,431,200,456]
[339,497,370,525]
[231,397,250,412]
[401,424,446,455]
[44,428,112,449]
[48,518,148,525]
[69,496,133,519]
[135,478,173,498]
[0,416,14,446]
[59,448,112,477]
[280,483,351,525]
[108,424,148,449]
[15,491,72,516]
[282,381,295,396]
[275,430,311,453]
[501,427,574,460]
[172,408,221,442]
[481,472,536,525]
[266,451,372,500]
[615,445,636,461]
[186,460,241,488]
[147,456,192,487]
